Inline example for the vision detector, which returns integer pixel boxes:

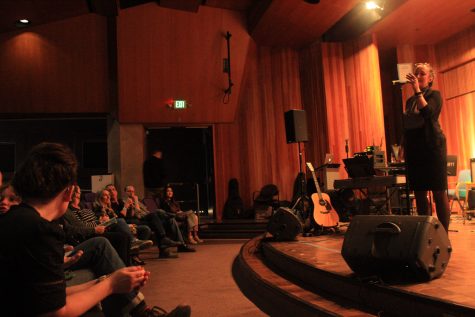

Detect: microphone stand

[393,81,411,214]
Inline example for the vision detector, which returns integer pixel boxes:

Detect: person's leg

[112,218,136,240]
[173,218,196,252]
[433,190,450,231]
[141,212,180,248]
[70,237,125,273]
[135,224,152,240]
[191,213,203,242]
[102,231,131,266]
[414,190,430,215]
[183,212,199,244]
[170,218,185,244]
[117,218,153,253]
[69,237,156,317]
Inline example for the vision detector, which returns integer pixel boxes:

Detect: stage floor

[269,217,475,308]
[234,215,475,317]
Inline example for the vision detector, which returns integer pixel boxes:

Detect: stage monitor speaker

[267,207,303,241]
[341,215,452,281]
[284,110,308,143]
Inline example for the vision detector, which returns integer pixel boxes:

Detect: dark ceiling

[0,0,474,49]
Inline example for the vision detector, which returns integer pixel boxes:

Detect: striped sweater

[68,205,98,228]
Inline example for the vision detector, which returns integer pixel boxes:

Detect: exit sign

[174,100,187,109]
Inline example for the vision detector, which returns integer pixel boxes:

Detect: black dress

[403,88,447,191]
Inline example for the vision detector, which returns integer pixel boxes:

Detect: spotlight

[365,1,383,10]
[15,19,31,28]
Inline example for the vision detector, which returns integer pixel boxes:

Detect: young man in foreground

[0,143,190,317]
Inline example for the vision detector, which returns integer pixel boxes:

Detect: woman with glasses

[403,62,450,231]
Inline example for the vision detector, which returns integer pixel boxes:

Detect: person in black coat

[403,62,450,231]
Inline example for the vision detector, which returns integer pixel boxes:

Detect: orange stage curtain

[321,35,386,178]
[214,43,303,220]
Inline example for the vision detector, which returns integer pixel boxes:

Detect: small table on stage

[334,174,407,214]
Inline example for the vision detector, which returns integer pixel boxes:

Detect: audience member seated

[120,185,185,257]
[125,185,196,254]
[0,183,21,215]
[65,185,153,265]
[0,142,191,317]
[107,183,126,215]
[161,186,203,245]
[93,189,153,244]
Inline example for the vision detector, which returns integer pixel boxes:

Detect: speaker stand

[291,142,310,226]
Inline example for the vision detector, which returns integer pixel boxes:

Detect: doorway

[145,127,215,216]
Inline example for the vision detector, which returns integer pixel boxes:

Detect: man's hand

[107,266,150,293]
[125,198,134,209]
[95,225,106,234]
[99,215,110,223]
[64,249,84,269]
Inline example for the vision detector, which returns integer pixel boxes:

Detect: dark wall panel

[0,117,108,189]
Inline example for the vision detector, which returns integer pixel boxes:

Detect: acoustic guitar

[306,162,339,228]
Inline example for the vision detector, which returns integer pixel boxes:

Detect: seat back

[84,192,97,202]
[83,201,93,210]
[142,197,158,211]
[457,169,472,198]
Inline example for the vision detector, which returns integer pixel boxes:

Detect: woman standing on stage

[403,62,450,231]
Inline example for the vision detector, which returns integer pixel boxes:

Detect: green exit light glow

[174,100,187,109]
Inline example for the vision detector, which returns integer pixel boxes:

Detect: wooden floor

[234,215,475,317]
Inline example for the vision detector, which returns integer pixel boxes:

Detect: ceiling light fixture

[15,19,31,28]
[365,1,383,11]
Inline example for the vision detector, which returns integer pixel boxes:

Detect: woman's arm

[419,91,442,119]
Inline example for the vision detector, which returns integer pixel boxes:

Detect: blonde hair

[414,62,435,86]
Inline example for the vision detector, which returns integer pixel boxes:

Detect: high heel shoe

[193,235,204,243]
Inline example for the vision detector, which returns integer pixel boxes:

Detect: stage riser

[232,256,337,317]
[261,242,474,317]
[233,239,373,317]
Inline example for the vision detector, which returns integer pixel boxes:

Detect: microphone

[392,80,409,85]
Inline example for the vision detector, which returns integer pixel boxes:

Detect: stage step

[199,220,268,239]
[233,236,377,317]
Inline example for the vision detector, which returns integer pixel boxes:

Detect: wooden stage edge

[232,216,475,317]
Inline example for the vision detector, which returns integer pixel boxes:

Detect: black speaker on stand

[284,110,310,216]
[284,110,308,143]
